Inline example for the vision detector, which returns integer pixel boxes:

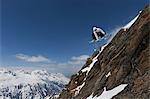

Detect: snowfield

[87,84,128,99]
[0,68,69,99]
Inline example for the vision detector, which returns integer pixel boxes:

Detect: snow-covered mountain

[0,68,69,99]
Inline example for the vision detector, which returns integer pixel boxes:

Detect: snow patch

[105,72,111,78]
[73,82,85,96]
[100,44,107,53]
[81,53,99,75]
[81,44,108,75]
[87,84,128,99]
[73,44,108,96]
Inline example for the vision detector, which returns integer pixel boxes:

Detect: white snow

[105,72,111,78]
[81,43,108,74]
[81,44,108,75]
[45,94,60,99]
[0,68,69,99]
[45,96,50,99]
[100,44,107,53]
[72,53,97,96]
[73,82,85,96]
[0,69,69,87]
[123,11,141,30]
[87,84,128,99]
[75,81,78,84]
[53,94,60,98]
[72,44,108,96]
[81,53,99,75]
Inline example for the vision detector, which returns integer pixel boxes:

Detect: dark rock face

[59,5,150,99]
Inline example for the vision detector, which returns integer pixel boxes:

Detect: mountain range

[0,68,69,99]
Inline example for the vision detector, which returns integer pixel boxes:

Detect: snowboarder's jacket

[92,27,106,41]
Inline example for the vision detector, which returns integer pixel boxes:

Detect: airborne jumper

[92,26,106,42]
[90,26,106,51]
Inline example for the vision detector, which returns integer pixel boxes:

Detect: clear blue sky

[0,0,148,76]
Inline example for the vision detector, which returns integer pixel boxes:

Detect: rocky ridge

[58,5,150,99]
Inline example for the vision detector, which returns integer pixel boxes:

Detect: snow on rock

[72,54,97,96]
[105,72,111,78]
[123,11,142,30]
[81,43,107,76]
[73,82,85,96]
[87,84,128,99]
[81,53,99,75]
[0,68,69,99]
[100,44,107,53]
[72,44,108,96]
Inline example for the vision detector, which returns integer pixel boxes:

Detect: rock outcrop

[59,5,150,99]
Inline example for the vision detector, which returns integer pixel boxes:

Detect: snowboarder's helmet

[93,26,97,31]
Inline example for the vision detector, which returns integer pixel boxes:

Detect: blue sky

[0,0,148,76]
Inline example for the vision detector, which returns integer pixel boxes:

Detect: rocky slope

[0,69,69,99]
[58,5,150,99]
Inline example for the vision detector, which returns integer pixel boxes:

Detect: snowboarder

[91,26,106,51]
[92,26,106,42]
